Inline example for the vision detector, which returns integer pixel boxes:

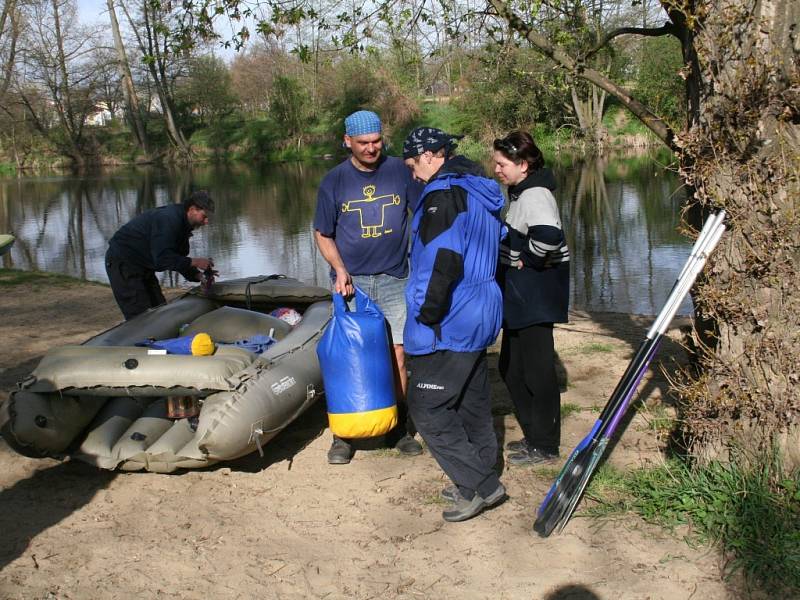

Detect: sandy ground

[0,274,743,599]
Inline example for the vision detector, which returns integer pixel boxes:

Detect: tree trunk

[570,81,608,147]
[145,7,190,159]
[107,0,149,158]
[674,0,800,467]
[124,0,191,159]
[50,0,86,167]
[0,0,19,100]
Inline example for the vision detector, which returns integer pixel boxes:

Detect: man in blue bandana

[314,110,424,464]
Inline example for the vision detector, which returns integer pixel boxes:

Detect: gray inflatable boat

[0,275,332,473]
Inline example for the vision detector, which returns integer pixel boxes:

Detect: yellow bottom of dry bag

[327,405,398,439]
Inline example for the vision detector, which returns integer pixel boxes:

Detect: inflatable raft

[0,234,14,257]
[0,275,332,473]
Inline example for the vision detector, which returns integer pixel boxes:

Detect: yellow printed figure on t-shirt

[341,185,402,238]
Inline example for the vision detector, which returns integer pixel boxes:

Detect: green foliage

[454,47,569,140]
[586,456,800,594]
[269,74,314,142]
[633,36,686,129]
[322,58,384,129]
[319,57,419,138]
[176,55,239,125]
[0,163,16,176]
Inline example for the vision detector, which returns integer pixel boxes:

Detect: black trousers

[406,350,500,500]
[499,323,561,452]
[105,251,166,320]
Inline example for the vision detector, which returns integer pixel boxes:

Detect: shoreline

[0,272,735,599]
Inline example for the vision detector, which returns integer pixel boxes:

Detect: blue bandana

[345,111,382,137]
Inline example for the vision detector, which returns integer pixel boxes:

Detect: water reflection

[0,154,691,316]
[558,154,691,315]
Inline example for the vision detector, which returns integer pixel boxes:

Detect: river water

[0,152,691,316]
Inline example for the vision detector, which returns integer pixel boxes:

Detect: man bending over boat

[105,190,216,320]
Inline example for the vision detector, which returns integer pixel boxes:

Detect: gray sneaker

[506,439,529,453]
[442,483,506,522]
[507,446,559,466]
[440,485,462,503]
[327,437,353,464]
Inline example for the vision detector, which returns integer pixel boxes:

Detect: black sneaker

[507,446,559,466]
[394,434,423,456]
[442,484,506,522]
[327,437,353,465]
[505,439,529,453]
[440,485,461,503]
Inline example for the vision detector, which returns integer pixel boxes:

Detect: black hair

[493,131,545,172]
[183,190,215,213]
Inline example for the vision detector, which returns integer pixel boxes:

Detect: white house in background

[86,102,118,126]
[85,95,163,126]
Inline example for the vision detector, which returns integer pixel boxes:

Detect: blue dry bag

[317,287,398,438]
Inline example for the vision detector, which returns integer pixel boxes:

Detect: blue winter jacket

[404,156,505,355]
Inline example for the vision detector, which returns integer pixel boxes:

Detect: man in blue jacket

[105,191,216,320]
[402,127,507,522]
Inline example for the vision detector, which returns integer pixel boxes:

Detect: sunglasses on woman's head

[495,138,518,156]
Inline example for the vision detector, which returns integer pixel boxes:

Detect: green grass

[585,455,800,595]
[533,466,562,481]
[578,342,615,355]
[638,404,676,433]
[0,268,95,287]
[561,402,582,420]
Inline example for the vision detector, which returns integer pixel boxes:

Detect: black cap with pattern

[402,127,464,159]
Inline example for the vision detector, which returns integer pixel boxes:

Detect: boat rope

[244,274,286,310]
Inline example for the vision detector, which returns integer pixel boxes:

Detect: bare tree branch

[583,22,677,61]
[488,0,676,151]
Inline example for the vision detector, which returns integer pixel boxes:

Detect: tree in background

[318,56,419,137]
[16,0,102,167]
[230,42,293,117]
[633,35,684,130]
[0,0,20,102]
[107,0,148,158]
[176,55,238,124]
[120,0,192,158]
[90,47,125,124]
[268,74,312,151]
[455,46,569,139]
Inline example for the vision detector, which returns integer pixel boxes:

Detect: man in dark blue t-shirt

[314,110,424,464]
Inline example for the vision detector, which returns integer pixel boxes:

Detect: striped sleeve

[503,187,569,270]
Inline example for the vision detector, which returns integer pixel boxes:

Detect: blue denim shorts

[345,273,408,345]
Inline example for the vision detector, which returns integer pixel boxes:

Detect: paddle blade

[533,440,595,537]
[554,438,609,534]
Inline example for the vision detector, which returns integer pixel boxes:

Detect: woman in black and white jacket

[493,131,570,465]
